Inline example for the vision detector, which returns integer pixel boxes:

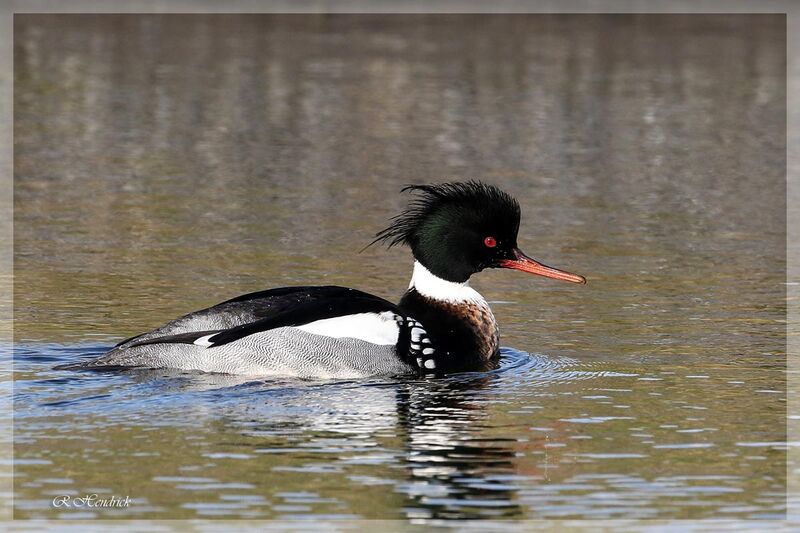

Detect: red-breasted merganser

[60,181,585,377]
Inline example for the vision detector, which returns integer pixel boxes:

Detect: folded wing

[58,286,414,377]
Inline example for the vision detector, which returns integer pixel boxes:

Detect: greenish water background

[12,14,788,522]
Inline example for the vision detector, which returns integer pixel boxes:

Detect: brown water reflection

[13,14,786,521]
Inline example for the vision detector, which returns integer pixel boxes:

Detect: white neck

[408,261,486,304]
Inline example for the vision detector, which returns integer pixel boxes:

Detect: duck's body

[77,286,413,377]
[60,182,584,377]
[64,262,500,377]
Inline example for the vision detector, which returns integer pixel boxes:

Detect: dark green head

[372,181,519,282]
[372,180,586,285]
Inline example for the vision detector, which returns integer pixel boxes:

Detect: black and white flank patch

[404,317,438,372]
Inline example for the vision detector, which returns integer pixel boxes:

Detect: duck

[59,181,585,378]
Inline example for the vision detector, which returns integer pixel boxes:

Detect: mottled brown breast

[431,299,500,361]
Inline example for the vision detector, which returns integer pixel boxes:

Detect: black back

[127,286,407,349]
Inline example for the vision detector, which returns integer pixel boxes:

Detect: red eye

[484,236,497,248]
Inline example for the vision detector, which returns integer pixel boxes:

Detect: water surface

[13,14,787,521]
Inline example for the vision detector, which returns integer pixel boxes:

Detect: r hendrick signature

[52,494,131,508]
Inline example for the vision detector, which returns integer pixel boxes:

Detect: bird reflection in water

[85,353,572,520]
[394,374,524,520]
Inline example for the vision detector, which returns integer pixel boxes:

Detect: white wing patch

[193,334,215,347]
[296,311,401,346]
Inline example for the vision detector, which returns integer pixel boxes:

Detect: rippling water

[13,14,788,522]
[13,345,787,520]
